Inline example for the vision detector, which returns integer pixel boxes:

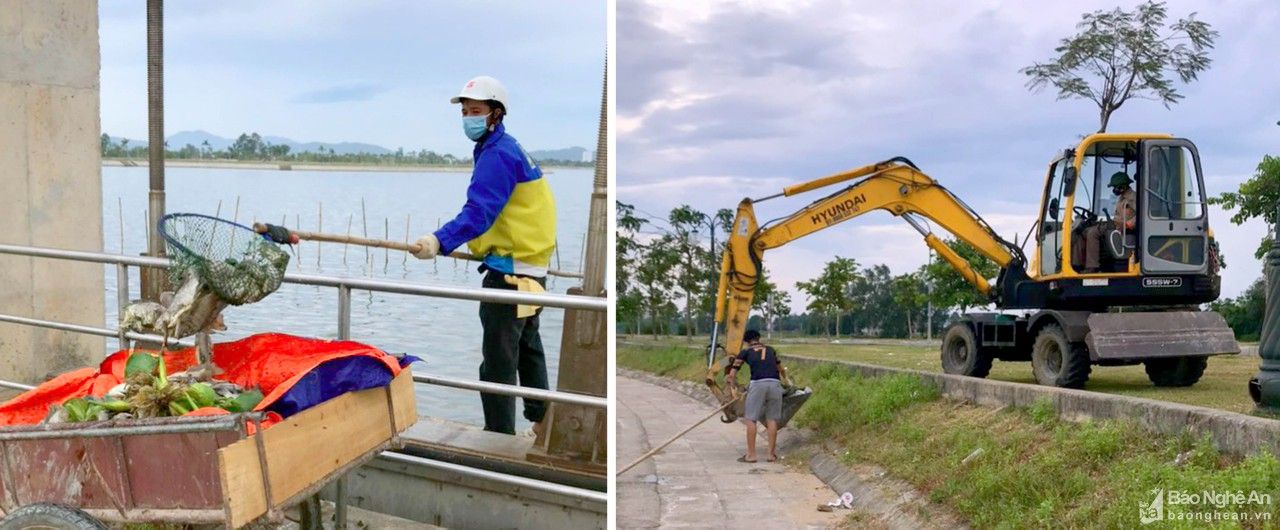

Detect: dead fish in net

[163,273,229,339]
[120,301,170,336]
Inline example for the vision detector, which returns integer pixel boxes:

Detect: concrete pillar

[0,1,104,383]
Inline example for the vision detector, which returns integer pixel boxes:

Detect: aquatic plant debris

[46,352,263,423]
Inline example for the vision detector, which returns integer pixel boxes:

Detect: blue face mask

[463,114,491,141]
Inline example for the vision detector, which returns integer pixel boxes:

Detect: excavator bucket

[1085,311,1240,361]
[776,386,812,429]
[705,355,812,427]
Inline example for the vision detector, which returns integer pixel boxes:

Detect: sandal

[767,454,779,462]
[737,455,757,463]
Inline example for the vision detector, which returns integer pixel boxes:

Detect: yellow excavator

[706,133,1238,415]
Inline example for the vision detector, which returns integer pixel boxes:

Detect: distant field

[619,335,1265,414]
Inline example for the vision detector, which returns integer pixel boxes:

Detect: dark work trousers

[478,269,549,434]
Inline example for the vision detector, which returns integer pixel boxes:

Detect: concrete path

[617,376,847,529]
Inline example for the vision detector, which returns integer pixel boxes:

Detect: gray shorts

[744,379,783,423]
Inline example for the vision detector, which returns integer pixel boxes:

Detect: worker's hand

[412,234,440,260]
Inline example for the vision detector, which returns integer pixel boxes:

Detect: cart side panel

[220,370,416,528]
[390,367,417,431]
[124,431,239,509]
[4,437,128,511]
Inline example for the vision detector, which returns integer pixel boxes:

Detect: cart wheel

[0,504,106,530]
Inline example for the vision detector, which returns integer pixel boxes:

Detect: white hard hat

[451,76,508,112]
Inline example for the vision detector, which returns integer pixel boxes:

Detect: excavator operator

[1075,171,1137,273]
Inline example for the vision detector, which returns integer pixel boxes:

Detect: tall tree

[796,257,860,337]
[923,239,1000,314]
[1208,155,1280,259]
[668,205,710,339]
[890,272,929,338]
[615,202,648,332]
[634,236,679,338]
[1021,0,1216,132]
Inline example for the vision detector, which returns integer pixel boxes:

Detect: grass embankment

[620,335,1262,414]
[620,342,1280,529]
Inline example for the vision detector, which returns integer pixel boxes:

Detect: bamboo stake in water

[361,198,370,274]
[295,213,303,266]
[229,196,241,249]
[317,202,323,268]
[118,197,125,255]
[343,213,353,266]
[281,214,288,269]
[403,214,411,266]
[383,217,390,272]
[554,238,562,274]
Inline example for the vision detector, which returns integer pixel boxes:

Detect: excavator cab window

[1069,141,1140,273]
[1038,159,1071,276]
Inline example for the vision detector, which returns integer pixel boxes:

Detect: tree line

[615,201,998,340]
[99,132,593,167]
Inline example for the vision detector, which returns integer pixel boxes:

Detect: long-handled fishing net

[121,213,291,341]
[162,213,290,306]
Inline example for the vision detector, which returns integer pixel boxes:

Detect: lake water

[101,166,592,430]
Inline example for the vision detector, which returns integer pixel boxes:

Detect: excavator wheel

[1031,324,1091,389]
[1144,356,1208,387]
[940,323,992,378]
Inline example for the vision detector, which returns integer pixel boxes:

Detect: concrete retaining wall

[0,1,104,383]
[783,355,1280,457]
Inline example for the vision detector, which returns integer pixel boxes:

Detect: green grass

[619,335,1264,414]
[619,340,1280,529]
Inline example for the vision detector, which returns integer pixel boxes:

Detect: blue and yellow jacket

[434,123,557,277]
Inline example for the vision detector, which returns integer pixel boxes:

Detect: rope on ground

[619,395,741,475]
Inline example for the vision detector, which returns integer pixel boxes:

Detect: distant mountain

[529,147,593,163]
[106,130,584,160]
[166,130,232,151]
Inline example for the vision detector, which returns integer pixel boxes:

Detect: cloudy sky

[619,0,1279,304]
[99,1,605,156]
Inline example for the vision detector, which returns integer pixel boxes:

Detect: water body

[102,166,592,430]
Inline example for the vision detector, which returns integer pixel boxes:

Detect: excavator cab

[1030,134,1218,308]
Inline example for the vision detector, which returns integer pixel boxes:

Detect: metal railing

[0,243,607,411]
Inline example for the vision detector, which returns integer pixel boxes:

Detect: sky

[618,0,1280,305]
[98,1,605,157]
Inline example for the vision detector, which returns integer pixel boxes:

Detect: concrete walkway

[617,376,846,529]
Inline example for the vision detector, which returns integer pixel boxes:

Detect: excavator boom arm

[711,159,1020,357]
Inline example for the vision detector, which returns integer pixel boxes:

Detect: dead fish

[43,405,66,424]
[164,274,229,339]
[105,383,128,400]
[121,301,170,335]
[168,362,225,384]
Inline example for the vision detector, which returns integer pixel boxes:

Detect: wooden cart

[0,370,415,528]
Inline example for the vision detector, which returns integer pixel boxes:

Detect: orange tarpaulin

[0,333,404,428]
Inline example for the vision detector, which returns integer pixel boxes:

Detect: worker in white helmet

[413,76,557,436]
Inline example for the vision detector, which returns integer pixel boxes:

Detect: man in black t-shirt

[726,329,787,463]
